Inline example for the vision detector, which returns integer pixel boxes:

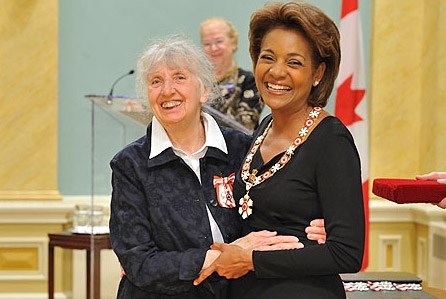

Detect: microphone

[107,69,135,104]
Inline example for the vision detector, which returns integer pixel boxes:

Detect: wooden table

[48,231,112,299]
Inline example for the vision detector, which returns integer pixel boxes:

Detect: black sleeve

[109,155,207,293]
[253,122,365,277]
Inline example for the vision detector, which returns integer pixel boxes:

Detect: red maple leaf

[335,75,365,126]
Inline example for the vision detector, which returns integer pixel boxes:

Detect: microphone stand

[107,70,135,104]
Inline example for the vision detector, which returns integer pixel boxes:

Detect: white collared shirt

[150,112,226,243]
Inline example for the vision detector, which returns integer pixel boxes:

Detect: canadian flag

[335,0,369,270]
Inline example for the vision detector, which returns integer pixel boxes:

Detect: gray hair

[136,35,219,103]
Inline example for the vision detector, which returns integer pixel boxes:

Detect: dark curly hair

[249,1,340,107]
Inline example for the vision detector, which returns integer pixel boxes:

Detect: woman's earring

[313,80,319,87]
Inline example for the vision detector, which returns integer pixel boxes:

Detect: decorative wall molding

[0,196,112,225]
[0,201,72,224]
[428,222,446,289]
[0,292,69,299]
[0,237,47,281]
[417,236,427,281]
[378,234,402,271]
[369,198,446,224]
[62,195,111,207]
[0,190,61,201]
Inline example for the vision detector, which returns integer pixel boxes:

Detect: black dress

[230,115,365,299]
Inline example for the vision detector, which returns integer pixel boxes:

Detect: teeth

[162,101,181,108]
[267,83,291,91]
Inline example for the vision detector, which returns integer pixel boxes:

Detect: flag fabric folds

[335,0,369,271]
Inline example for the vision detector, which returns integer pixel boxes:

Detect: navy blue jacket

[109,123,251,298]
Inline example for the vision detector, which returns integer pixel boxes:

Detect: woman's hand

[231,230,304,251]
[416,171,446,184]
[195,232,304,285]
[305,219,326,244]
[194,243,253,285]
[416,172,446,208]
[201,249,221,270]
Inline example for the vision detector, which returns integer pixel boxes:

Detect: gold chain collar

[238,106,322,219]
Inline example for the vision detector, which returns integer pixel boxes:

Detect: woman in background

[200,17,263,130]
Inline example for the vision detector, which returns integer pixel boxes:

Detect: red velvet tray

[372,178,446,204]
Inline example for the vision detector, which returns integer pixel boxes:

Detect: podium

[86,95,152,127]
[85,94,253,135]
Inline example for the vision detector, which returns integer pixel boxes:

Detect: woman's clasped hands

[194,230,304,285]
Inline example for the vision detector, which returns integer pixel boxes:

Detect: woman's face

[254,27,324,113]
[201,21,235,70]
[147,64,206,128]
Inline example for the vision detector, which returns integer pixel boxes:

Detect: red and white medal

[213,173,236,208]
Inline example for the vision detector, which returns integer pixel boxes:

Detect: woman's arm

[195,230,305,284]
[109,157,208,293]
[195,122,364,282]
[252,125,365,278]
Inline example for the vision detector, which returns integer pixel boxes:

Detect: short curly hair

[136,35,220,103]
[249,1,340,107]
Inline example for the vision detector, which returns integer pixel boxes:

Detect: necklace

[218,64,238,82]
[238,106,322,219]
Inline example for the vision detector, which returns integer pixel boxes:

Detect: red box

[372,178,446,204]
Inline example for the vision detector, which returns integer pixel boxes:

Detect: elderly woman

[109,36,315,298]
[195,2,365,299]
[200,17,263,130]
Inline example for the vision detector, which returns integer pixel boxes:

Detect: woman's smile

[161,100,182,109]
[266,82,292,92]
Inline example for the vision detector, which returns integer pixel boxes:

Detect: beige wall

[370,0,446,179]
[0,0,69,296]
[0,0,60,200]
[368,0,446,285]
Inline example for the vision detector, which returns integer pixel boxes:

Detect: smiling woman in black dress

[194,2,365,298]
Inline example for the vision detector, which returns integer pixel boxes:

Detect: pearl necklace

[238,106,322,219]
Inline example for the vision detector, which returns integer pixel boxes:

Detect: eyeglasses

[202,38,226,50]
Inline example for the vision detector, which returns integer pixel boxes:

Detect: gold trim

[0,190,61,201]
[0,247,39,271]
